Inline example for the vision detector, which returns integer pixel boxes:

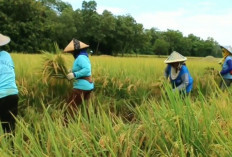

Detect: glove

[67,73,75,80]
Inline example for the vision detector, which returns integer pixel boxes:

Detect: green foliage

[153,39,170,55]
[54,8,77,49]
[162,29,184,52]
[39,0,73,13]
[0,0,55,52]
[94,10,116,55]
[0,0,221,56]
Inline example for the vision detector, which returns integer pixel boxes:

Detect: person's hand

[67,73,75,80]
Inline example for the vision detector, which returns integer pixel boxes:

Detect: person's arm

[174,73,189,92]
[164,65,170,78]
[220,59,232,75]
[73,57,91,78]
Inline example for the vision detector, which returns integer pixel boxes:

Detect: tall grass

[1,84,232,156]
[1,54,231,156]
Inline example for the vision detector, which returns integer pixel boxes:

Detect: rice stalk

[41,52,68,83]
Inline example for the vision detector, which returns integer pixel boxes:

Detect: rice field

[1,53,232,156]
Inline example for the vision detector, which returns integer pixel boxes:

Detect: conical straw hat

[64,39,89,53]
[220,45,232,54]
[0,34,10,46]
[164,51,187,64]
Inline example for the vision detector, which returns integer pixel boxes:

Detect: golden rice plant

[41,52,68,84]
[40,43,69,83]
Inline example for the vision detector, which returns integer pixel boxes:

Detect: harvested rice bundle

[41,52,68,83]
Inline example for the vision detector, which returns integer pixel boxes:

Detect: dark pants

[220,78,232,90]
[0,95,18,133]
[65,89,92,120]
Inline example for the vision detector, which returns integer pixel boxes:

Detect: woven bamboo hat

[164,51,187,64]
[220,45,232,54]
[64,39,89,53]
[0,34,10,46]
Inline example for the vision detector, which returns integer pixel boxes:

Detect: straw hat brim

[164,58,187,64]
[220,45,232,54]
[64,40,89,53]
[164,51,187,64]
[0,34,10,46]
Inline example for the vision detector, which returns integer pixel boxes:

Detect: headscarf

[170,62,185,80]
[66,39,89,59]
[73,49,88,59]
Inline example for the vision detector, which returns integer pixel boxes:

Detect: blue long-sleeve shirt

[165,64,193,93]
[72,51,94,90]
[0,51,18,98]
[221,56,232,78]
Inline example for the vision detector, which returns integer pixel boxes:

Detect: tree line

[0,0,222,57]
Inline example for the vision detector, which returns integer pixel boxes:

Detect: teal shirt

[0,51,18,98]
[72,54,94,90]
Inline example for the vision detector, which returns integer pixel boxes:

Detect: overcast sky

[63,0,232,46]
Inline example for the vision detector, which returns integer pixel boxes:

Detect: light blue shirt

[72,54,94,90]
[0,51,18,98]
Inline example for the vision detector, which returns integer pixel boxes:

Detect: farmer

[0,34,19,133]
[64,39,94,119]
[219,45,232,90]
[164,51,193,94]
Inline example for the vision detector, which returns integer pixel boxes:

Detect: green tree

[94,10,116,54]
[0,0,57,52]
[187,34,201,56]
[153,39,169,56]
[0,0,221,56]
[162,29,184,54]
[81,0,98,45]
[130,23,148,55]
[143,28,161,54]
[177,37,192,56]
[113,15,138,56]
[73,9,84,39]
[54,8,77,49]
[39,0,72,13]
